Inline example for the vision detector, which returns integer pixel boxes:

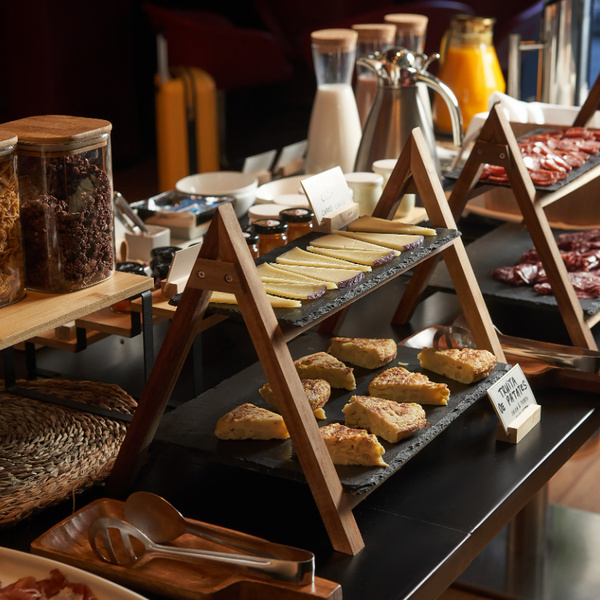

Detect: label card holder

[161,245,202,297]
[487,364,541,444]
[301,166,358,230]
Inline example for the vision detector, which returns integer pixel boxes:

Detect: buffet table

[0,276,598,600]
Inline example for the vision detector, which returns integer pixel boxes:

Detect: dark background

[0,0,549,198]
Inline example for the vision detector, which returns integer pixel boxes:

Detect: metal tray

[154,335,509,496]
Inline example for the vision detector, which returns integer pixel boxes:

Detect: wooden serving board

[30,498,341,600]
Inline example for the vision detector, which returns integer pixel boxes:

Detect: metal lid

[450,14,495,35]
[253,218,289,234]
[311,29,358,52]
[351,23,396,44]
[279,208,314,223]
[243,230,259,245]
[384,14,428,35]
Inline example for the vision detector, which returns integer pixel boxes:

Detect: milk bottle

[305,29,362,175]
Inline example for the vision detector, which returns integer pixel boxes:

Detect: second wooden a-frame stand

[394,102,599,351]
[108,128,504,555]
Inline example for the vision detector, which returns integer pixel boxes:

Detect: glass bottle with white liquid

[305,29,362,175]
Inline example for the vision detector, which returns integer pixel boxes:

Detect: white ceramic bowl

[255,174,313,204]
[176,171,258,218]
[272,193,310,208]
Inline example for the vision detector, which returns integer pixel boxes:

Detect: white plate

[0,546,148,599]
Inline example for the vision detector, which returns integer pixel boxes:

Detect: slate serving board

[444,128,600,193]
[155,333,509,496]
[428,221,600,317]
[204,228,460,328]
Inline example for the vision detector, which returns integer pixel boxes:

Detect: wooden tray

[31,498,341,600]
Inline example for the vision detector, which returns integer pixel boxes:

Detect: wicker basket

[0,378,137,526]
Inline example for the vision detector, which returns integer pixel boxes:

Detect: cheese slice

[336,230,424,251]
[275,246,371,272]
[307,246,395,267]
[348,216,436,236]
[263,282,327,300]
[310,233,400,256]
[209,290,301,308]
[272,264,365,288]
[257,262,337,289]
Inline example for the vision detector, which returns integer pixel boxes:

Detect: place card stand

[496,404,541,444]
[311,202,360,233]
[108,128,504,555]
[394,101,600,351]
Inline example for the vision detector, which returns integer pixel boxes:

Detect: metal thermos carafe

[354,48,463,173]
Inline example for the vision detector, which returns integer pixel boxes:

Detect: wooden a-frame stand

[108,128,504,555]
[394,102,599,351]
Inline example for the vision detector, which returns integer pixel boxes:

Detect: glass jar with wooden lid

[0,130,26,307]
[5,115,115,292]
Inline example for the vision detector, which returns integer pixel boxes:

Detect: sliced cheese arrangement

[207,223,438,307]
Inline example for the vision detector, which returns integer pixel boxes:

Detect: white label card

[166,244,201,283]
[487,364,538,433]
[274,139,307,172]
[300,167,353,224]
[242,149,277,174]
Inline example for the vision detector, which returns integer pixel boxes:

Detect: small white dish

[255,174,313,204]
[248,203,292,222]
[273,193,310,208]
[176,171,258,218]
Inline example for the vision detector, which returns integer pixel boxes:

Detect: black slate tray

[205,228,460,328]
[445,128,600,193]
[429,222,600,317]
[155,333,509,496]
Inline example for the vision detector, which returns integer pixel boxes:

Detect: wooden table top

[0,271,153,350]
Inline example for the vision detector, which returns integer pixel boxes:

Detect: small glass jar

[243,229,260,259]
[253,218,288,256]
[0,130,26,307]
[278,208,314,241]
[7,115,115,293]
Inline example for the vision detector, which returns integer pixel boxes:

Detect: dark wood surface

[1,273,599,600]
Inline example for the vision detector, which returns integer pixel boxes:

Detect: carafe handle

[417,71,463,147]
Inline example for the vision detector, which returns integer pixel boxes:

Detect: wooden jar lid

[2,115,112,145]
[0,130,18,151]
[384,13,428,35]
[351,24,396,44]
[311,29,358,52]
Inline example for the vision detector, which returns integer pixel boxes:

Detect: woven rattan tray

[0,379,136,526]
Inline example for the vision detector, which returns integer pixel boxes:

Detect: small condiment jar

[243,229,260,259]
[344,172,384,216]
[278,208,314,241]
[253,218,288,256]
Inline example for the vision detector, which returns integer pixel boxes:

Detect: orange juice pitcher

[433,15,505,134]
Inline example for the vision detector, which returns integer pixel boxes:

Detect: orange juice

[433,15,505,134]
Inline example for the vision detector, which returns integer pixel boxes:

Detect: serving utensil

[89,517,314,586]
[114,192,150,234]
[124,491,288,558]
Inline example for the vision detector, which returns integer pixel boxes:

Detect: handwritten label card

[274,139,307,173]
[300,167,353,224]
[487,364,538,433]
[242,149,277,174]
